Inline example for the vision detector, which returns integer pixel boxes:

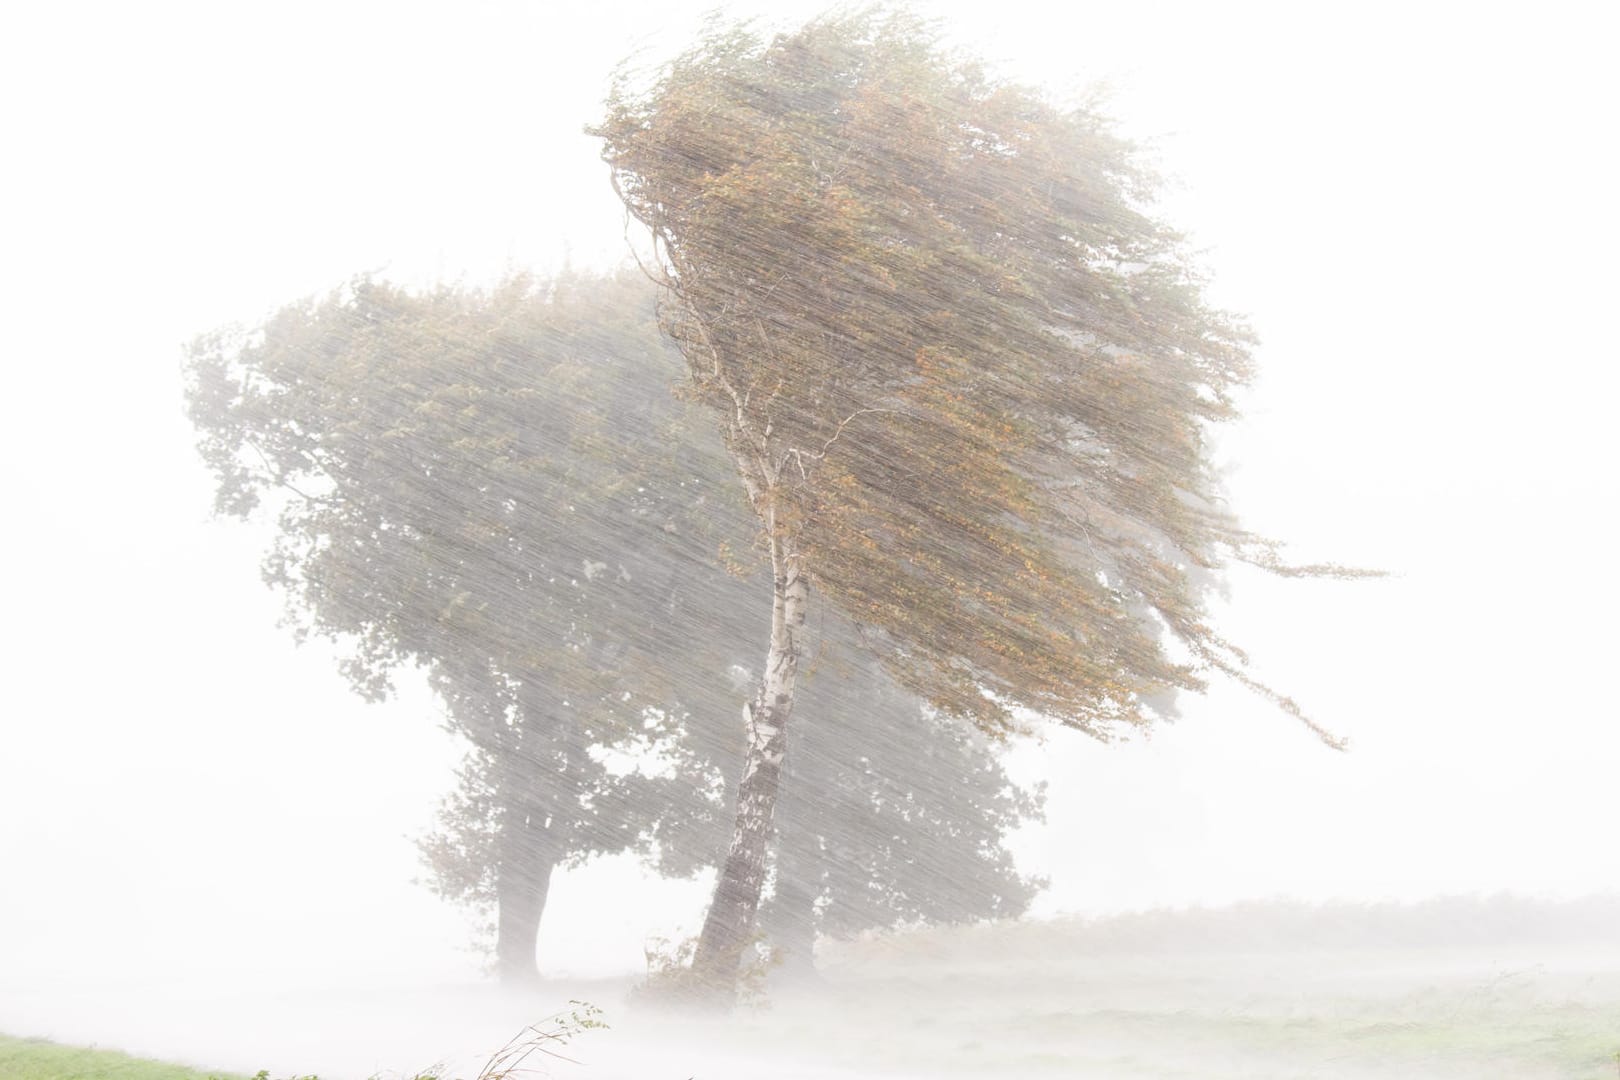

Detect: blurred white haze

[2,2,1617,1078]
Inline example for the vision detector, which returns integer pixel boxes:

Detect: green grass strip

[0,1034,248,1080]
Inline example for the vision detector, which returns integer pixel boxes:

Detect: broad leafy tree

[185,270,732,980]
[595,11,1360,994]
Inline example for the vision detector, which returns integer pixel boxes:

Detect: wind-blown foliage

[594,10,1354,993]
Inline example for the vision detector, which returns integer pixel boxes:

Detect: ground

[6,903,1618,1079]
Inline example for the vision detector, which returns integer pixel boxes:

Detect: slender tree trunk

[494,804,560,985]
[691,534,809,999]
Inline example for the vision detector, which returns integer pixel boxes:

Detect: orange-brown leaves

[597,11,1316,742]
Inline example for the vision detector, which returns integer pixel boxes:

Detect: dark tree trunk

[494,808,559,985]
[691,535,808,1000]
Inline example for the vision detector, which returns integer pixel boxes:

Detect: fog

[1,2,1616,1078]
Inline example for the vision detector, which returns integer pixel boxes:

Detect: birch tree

[595,11,1361,997]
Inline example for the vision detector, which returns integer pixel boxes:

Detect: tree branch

[245,439,332,506]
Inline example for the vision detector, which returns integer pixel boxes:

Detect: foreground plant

[470,1002,609,1079]
[241,1001,608,1080]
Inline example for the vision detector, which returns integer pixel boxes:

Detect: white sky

[1,0,1615,989]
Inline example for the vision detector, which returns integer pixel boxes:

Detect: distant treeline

[836,894,1620,959]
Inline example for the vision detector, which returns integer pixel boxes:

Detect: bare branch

[1193,637,1348,751]
[1234,539,1390,581]
[816,407,899,460]
[245,439,332,506]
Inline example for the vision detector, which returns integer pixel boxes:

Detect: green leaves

[183,270,732,862]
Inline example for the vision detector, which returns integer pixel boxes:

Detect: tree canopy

[185,270,737,978]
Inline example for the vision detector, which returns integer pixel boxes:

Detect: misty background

[1,0,1614,1003]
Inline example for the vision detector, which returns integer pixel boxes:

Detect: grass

[0,1002,606,1080]
[9,991,1619,1080]
[0,1033,246,1080]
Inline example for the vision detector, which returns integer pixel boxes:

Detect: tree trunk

[494,808,559,985]
[764,871,821,985]
[691,534,809,1000]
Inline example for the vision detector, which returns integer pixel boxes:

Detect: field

[0,1033,245,1080]
[6,899,1619,1080]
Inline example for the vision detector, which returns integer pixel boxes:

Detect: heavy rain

[2,3,1617,1079]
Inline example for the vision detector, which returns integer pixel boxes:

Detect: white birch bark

[691,528,808,996]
